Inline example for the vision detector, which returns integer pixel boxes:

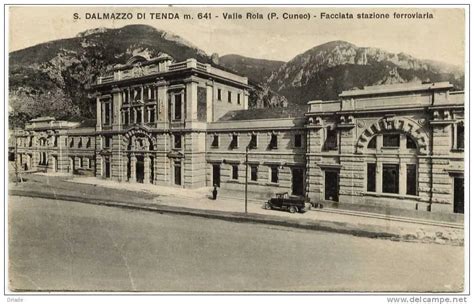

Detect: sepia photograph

[4,3,468,298]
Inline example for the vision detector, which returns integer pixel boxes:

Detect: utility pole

[245,145,249,214]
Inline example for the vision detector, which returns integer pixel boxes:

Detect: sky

[8,6,466,67]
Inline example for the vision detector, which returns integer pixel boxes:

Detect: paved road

[8,196,464,292]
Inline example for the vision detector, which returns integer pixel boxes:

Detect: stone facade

[13,117,96,176]
[10,55,464,215]
[206,117,307,199]
[306,82,464,214]
[92,54,249,188]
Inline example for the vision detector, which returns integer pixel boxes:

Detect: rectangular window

[382,164,399,194]
[457,123,464,149]
[232,165,239,180]
[211,135,219,148]
[149,86,156,100]
[237,93,241,105]
[136,107,142,124]
[249,134,257,149]
[174,134,182,149]
[104,102,111,125]
[230,134,238,149]
[133,87,141,102]
[174,94,182,120]
[383,134,400,147]
[406,164,417,196]
[270,166,279,183]
[325,128,338,150]
[228,91,232,103]
[367,163,376,192]
[294,134,302,148]
[251,165,258,181]
[269,134,278,149]
[104,136,111,149]
[149,106,156,123]
[130,109,135,124]
[217,89,222,101]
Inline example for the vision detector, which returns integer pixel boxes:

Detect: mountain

[218,54,284,84]
[266,41,464,104]
[9,27,464,127]
[9,24,216,127]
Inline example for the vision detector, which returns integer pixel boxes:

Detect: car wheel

[264,202,272,210]
[289,206,297,213]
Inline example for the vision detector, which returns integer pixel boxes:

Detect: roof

[339,82,453,98]
[218,105,307,121]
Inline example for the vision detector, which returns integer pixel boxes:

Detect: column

[376,134,382,152]
[400,134,407,151]
[112,87,122,130]
[123,155,129,181]
[206,83,213,122]
[144,155,150,184]
[376,161,383,193]
[156,80,168,122]
[130,154,137,182]
[185,77,198,122]
[96,94,102,130]
[243,91,249,110]
[399,162,406,195]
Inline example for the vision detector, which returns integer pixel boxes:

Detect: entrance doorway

[104,157,110,178]
[136,155,144,183]
[212,164,221,187]
[325,170,339,201]
[453,177,464,214]
[291,167,305,196]
[174,160,182,185]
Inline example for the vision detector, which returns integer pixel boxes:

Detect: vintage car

[264,192,312,213]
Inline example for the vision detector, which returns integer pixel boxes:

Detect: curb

[61,176,464,229]
[9,190,464,246]
[314,208,464,229]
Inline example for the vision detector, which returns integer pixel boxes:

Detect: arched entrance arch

[122,127,156,184]
[356,116,429,154]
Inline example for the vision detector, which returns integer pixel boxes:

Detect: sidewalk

[64,176,464,246]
